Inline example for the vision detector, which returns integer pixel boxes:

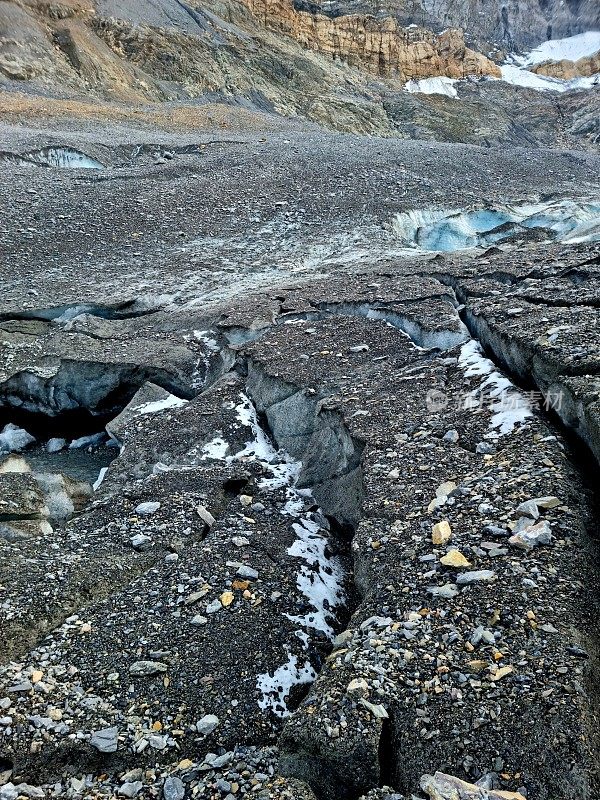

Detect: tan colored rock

[421,771,526,799]
[532,52,600,80]
[241,0,500,81]
[432,519,452,545]
[439,548,470,567]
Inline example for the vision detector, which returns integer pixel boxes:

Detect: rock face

[303,0,600,51]
[532,52,600,80]
[241,0,500,79]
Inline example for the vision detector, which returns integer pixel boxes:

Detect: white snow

[404,76,458,98]
[521,31,600,67]
[201,435,230,460]
[499,64,599,92]
[93,466,108,491]
[498,33,600,93]
[231,394,302,490]
[0,424,35,453]
[136,394,188,415]
[284,515,346,638]
[459,341,533,437]
[256,653,316,717]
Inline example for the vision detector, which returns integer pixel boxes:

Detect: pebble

[196,714,220,735]
[163,776,185,800]
[237,565,259,580]
[119,781,143,798]
[456,570,496,585]
[90,726,119,753]
[432,520,452,545]
[130,533,153,551]
[135,501,161,515]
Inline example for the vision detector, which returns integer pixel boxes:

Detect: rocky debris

[0,106,600,800]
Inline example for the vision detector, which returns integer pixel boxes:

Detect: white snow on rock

[256,653,316,717]
[498,33,600,93]
[93,466,109,491]
[459,340,533,437]
[521,31,600,67]
[232,394,302,490]
[284,515,346,637]
[136,395,188,415]
[0,424,35,453]
[499,64,599,92]
[404,76,458,98]
[201,435,230,460]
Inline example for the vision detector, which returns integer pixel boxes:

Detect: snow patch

[459,341,533,437]
[256,653,316,717]
[521,31,600,67]
[284,514,346,638]
[136,395,188,415]
[499,64,599,92]
[405,76,458,98]
[201,436,230,460]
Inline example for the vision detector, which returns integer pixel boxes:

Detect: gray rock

[196,714,219,735]
[456,570,496,585]
[135,501,161,515]
[236,565,259,580]
[163,776,185,800]
[119,782,143,798]
[427,583,458,599]
[90,726,119,753]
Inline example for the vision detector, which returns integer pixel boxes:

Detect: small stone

[439,549,471,568]
[509,520,552,551]
[442,430,459,443]
[90,726,119,753]
[476,442,494,454]
[196,504,216,527]
[236,565,258,580]
[129,660,168,676]
[220,590,235,607]
[359,699,388,718]
[516,499,540,519]
[46,438,66,453]
[533,495,560,509]
[427,583,458,599]
[119,782,143,798]
[163,776,185,800]
[420,772,525,800]
[432,520,452,545]
[190,615,208,626]
[135,501,161,515]
[349,344,369,352]
[239,494,253,506]
[196,714,219,735]
[456,570,496,585]
[206,599,222,614]
[130,533,152,551]
[490,665,514,681]
[232,536,250,547]
[347,678,369,695]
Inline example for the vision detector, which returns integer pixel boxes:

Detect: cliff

[241,0,501,80]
